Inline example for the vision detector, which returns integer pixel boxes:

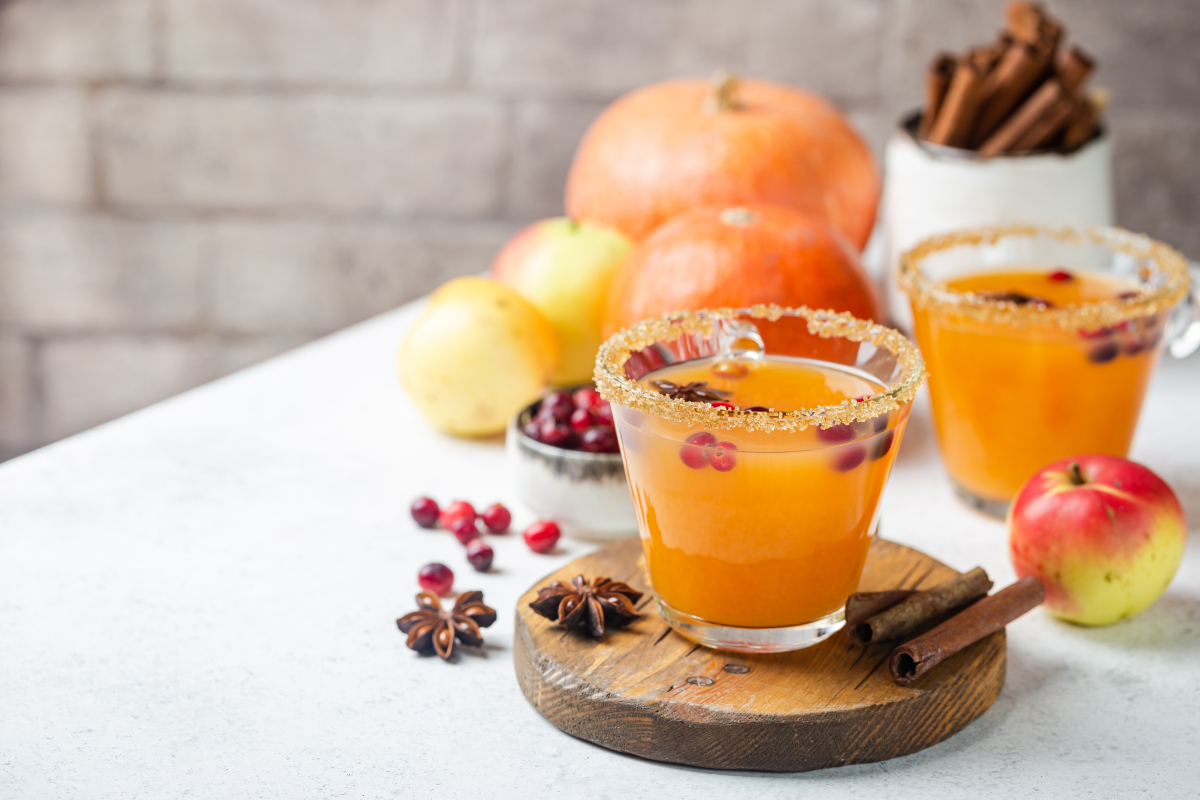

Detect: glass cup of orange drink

[594,306,926,652]
[899,224,1196,517]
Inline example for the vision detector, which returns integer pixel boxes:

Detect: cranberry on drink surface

[710,401,737,410]
[524,520,561,553]
[744,406,771,413]
[1048,269,1074,282]
[481,503,511,533]
[710,442,737,472]
[410,497,439,529]
[679,431,716,469]
[450,515,480,545]
[572,387,602,410]
[580,426,620,454]
[466,539,494,571]
[569,407,596,432]
[438,500,476,529]
[418,563,454,596]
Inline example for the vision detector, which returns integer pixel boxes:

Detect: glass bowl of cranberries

[507,384,638,540]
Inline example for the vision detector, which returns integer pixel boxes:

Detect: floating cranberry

[744,406,771,413]
[710,401,737,410]
[594,402,614,426]
[679,446,708,469]
[572,387,602,410]
[481,503,511,533]
[524,520,561,553]
[686,432,717,447]
[870,430,895,461]
[450,515,480,545]
[832,445,867,472]
[538,392,574,423]
[1078,326,1113,339]
[569,407,596,432]
[581,426,620,454]
[711,442,738,472]
[1116,291,1141,301]
[418,563,454,596]
[817,424,856,443]
[538,419,574,447]
[466,539,494,571]
[1048,269,1074,282]
[438,500,476,530]
[410,497,439,529]
[1087,342,1120,364]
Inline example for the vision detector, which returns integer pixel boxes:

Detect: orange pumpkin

[566,73,880,250]
[602,204,883,359]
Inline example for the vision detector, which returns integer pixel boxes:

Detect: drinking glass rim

[898,224,1190,330]
[593,305,926,433]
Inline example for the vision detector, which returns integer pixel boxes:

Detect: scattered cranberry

[438,500,476,530]
[870,430,895,461]
[744,406,771,413]
[710,401,737,410]
[594,403,614,425]
[522,420,543,440]
[481,503,511,533]
[581,426,620,454]
[1048,269,1074,282]
[569,407,596,432]
[523,520,561,553]
[817,424,856,443]
[418,563,454,596]
[466,539,494,571]
[710,442,738,472]
[538,419,575,447]
[572,387,602,410]
[450,515,480,545]
[1087,342,1120,364]
[410,497,439,529]
[832,445,867,472]
[538,392,574,423]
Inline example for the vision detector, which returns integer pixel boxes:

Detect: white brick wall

[0,0,1196,460]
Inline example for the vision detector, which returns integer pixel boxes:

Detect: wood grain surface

[514,537,1005,772]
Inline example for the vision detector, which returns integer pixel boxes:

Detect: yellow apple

[398,277,559,437]
[491,218,632,385]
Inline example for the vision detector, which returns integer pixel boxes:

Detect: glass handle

[1166,261,1200,359]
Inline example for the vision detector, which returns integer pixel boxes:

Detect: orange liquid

[616,356,909,628]
[912,268,1163,504]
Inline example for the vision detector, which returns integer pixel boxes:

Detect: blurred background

[0,0,1196,461]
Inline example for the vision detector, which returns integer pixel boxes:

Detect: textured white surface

[1,299,1198,799]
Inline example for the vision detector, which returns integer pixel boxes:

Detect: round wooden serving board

[514,537,1005,772]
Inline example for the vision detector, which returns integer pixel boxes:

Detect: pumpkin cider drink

[900,225,1192,517]
[595,307,925,653]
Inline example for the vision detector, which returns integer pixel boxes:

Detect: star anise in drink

[650,380,732,403]
[529,575,644,637]
[974,290,1055,309]
[396,590,497,660]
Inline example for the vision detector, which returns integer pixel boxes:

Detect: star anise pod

[529,575,643,637]
[650,380,732,403]
[396,590,497,660]
[974,290,1055,309]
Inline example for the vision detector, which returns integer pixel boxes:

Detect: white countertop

[2,300,1198,799]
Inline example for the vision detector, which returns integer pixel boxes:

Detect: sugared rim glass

[593,305,926,432]
[898,224,1190,330]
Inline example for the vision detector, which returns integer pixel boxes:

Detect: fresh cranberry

[686,432,716,447]
[538,392,575,423]
[466,539,494,571]
[522,419,543,441]
[817,424,856,443]
[572,387,602,410]
[569,407,596,432]
[832,445,867,472]
[594,402,614,426]
[744,406,771,413]
[1116,291,1141,301]
[870,430,895,461]
[853,395,872,403]
[410,497,439,528]
[450,515,480,545]
[1087,342,1120,364]
[679,446,708,469]
[1048,269,1074,282]
[438,500,476,530]
[580,426,619,454]
[1078,326,1113,339]
[418,563,454,596]
[710,442,738,472]
[538,419,574,447]
[481,503,511,533]
[523,520,561,553]
[710,401,737,410]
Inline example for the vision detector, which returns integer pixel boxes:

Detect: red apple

[491,217,632,386]
[1008,455,1186,626]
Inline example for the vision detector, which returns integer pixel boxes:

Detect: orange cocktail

[900,225,1191,515]
[595,307,925,652]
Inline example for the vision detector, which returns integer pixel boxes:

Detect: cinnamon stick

[920,54,956,138]
[856,567,993,645]
[1011,93,1079,151]
[979,78,1064,155]
[890,576,1045,685]
[926,55,986,148]
[1061,88,1106,150]
[845,590,916,643]
[1055,45,1094,92]
[1005,1,1047,44]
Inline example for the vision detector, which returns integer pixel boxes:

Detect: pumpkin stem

[704,68,740,113]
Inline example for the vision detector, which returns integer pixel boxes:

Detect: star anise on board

[529,575,644,637]
[974,290,1055,309]
[396,590,497,660]
[650,380,732,403]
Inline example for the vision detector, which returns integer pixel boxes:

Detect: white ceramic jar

[882,114,1114,329]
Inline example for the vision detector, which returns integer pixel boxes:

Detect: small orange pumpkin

[566,73,880,250]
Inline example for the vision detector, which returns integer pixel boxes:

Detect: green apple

[491,218,632,385]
